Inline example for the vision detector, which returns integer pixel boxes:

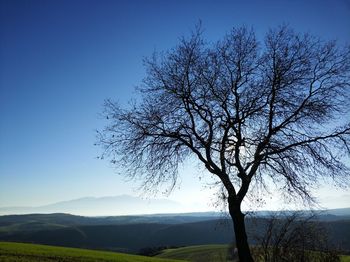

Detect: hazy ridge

[0,209,349,254]
[0,195,186,216]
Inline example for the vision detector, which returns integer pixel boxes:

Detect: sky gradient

[1,0,350,213]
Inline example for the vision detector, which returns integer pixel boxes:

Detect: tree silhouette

[98,25,350,261]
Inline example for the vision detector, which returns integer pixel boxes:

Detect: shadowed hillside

[0,213,349,254]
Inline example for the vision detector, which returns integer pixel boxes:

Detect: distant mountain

[2,195,349,219]
[0,195,185,216]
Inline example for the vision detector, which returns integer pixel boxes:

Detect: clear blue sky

[1,0,349,212]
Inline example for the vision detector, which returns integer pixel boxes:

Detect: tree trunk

[229,198,254,262]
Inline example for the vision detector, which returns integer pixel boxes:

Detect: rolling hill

[0,213,349,254]
[156,244,350,262]
[156,244,233,262]
[0,220,233,253]
[0,242,182,262]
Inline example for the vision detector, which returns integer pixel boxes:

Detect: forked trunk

[229,199,254,262]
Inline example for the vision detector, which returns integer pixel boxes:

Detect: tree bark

[229,197,254,262]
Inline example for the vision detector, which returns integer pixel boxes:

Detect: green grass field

[341,256,350,262]
[1,242,349,262]
[156,245,234,262]
[156,244,350,262]
[0,242,183,262]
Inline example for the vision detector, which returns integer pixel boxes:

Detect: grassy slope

[1,242,349,262]
[0,242,183,262]
[341,256,350,262]
[156,245,233,262]
[157,244,350,262]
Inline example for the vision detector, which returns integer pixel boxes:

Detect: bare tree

[252,211,340,262]
[97,25,350,261]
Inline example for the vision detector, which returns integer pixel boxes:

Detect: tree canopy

[99,25,350,203]
[98,25,350,261]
